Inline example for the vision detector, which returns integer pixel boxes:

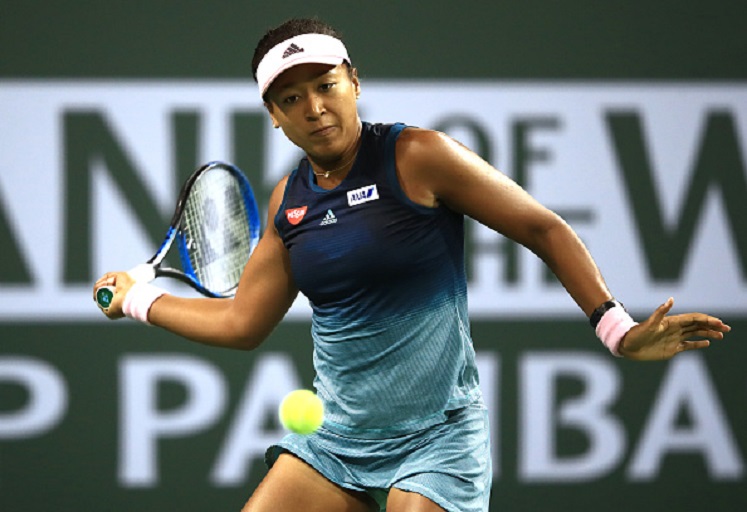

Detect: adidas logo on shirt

[320,209,337,226]
[282,43,304,59]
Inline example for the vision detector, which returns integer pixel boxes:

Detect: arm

[94,177,299,351]
[396,128,610,315]
[395,128,730,359]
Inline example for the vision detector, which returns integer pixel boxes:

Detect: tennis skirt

[265,402,492,512]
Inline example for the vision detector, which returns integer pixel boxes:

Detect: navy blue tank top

[275,122,481,437]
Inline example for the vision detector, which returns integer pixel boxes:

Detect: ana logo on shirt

[285,206,308,225]
[347,184,379,206]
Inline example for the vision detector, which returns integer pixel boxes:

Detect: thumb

[649,297,674,325]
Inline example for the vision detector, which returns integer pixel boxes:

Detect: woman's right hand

[93,271,135,319]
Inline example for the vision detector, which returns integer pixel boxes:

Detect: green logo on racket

[96,287,114,309]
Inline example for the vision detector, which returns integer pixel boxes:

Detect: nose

[304,93,325,120]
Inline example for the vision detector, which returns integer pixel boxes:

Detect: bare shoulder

[394,127,497,208]
[394,127,464,207]
[263,175,291,234]
[270,175,290,205]
[397,127,490,178]
[394,125,558,242]
[396,127,457,162]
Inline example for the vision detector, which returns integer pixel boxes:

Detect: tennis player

[94,17,731,512]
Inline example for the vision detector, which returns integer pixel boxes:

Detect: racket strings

[180,168,254,294]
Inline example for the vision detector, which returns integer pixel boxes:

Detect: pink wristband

[595,306,638,357]
[122,282,167,325]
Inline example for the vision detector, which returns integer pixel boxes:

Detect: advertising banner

[1,81,745,511]
[1,82,745,320]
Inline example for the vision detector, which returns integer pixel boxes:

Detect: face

[264,63,361,162]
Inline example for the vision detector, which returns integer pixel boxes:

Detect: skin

[94,60,731,511]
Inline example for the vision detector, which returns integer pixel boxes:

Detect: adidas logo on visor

[282,43,304,59]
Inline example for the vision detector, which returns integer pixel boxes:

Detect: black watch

[590,300,624,329]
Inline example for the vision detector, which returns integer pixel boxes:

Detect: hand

[619,297,731,361]
[93,271,135,319]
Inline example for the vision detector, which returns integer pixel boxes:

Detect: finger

[100,274,119,288]
[649,297,674,325]
[94,274,107,286]
[94,277,112,287]
[679,324,721,338]
[705,316,732,332]
[679,339,711,352]
[682,328,725,341]
[677,314,731,335]
[677,315,711,334]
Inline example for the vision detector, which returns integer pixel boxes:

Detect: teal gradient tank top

[275,122,482,438]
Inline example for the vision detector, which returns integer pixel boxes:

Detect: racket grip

[95,264,155,312]
[96,286,116,310]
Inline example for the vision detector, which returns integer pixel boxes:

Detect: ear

[351,67,361,99]
[264,101,280,129]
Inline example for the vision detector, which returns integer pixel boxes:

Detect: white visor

[256,33,351,98]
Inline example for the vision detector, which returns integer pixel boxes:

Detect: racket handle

[96,286,116,310]
[95,264,156,311]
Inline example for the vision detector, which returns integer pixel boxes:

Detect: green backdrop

[2,2,746,511]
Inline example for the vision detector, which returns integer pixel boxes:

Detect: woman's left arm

[396,128,610,316]
[395,128,730,359]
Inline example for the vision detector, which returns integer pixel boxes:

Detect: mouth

[311,125,335,137]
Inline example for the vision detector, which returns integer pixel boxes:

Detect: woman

[94,17,731,512]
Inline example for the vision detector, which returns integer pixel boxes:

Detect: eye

[282,94,300,105]
[319,82,335,92]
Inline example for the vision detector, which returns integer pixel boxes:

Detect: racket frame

[95,161,260,310]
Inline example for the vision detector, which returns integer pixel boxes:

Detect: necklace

[311,123,363,179]
[312,148,358,179]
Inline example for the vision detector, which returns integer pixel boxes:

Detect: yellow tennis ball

[279,389,324,435]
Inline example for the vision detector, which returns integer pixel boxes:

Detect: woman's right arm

[98,177,299,351]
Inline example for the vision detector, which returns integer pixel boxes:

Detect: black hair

[251,17,347,82]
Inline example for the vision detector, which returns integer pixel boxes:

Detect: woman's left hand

[619,297,731,360]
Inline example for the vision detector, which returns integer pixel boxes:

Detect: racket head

[164,161,261,297]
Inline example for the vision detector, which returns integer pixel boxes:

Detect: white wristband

[595,306,638,357]
[122,282,168,325]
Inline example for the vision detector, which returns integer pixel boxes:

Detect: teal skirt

[266,402,492,512]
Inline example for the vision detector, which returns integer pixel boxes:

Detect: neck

[311,121,362,180]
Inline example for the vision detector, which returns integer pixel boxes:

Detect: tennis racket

[95,161,261,311]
